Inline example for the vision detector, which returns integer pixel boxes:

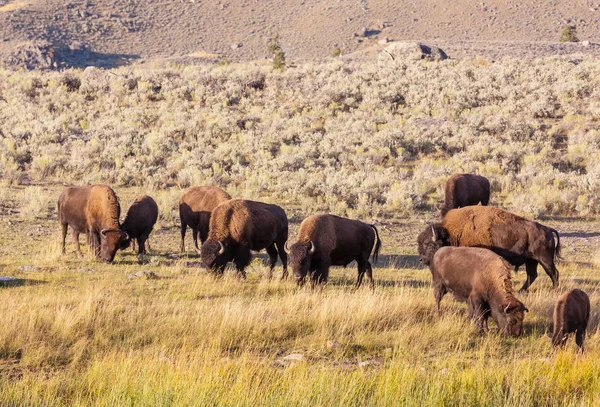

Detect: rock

[128,270,159,279]
[378,42,448,68]
[0,276,21,287]
[325,340,340,350]
[282,353,303,362]
[18,265,39,272]
[358,361,371,367]
[81,66,110,93]
[581,40,591,46]
[2,41,56,70]
[231,43,241,49]
[378,37,389,45]
[69,41,85,51]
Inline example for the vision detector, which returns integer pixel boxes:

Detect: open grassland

[1,185,600,405]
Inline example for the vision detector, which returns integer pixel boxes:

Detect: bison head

[287,240,315,286]
[417,225,448,266]
[495,300,529,336]
[201,239,229,272]
[100,228,129,263]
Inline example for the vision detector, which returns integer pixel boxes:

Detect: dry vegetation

[1,56,600,405]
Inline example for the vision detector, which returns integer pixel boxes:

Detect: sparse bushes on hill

[0,57,599,218]
[559,25,579,43]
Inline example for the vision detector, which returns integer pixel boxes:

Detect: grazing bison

[200,199,288,278]
[179,186,231,253]
[417,206,561,291]
[441,173,490,216]
[58,185,128,263]
[286,214,381,289]
[552,289,590,352]
[431,246,529,336]
[120,195,159,258]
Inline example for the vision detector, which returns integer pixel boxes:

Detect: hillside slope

[0,0,599,66]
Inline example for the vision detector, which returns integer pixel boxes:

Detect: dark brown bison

[417,206,560,291]
[441,173,490,216]
[286,214,381,289]
[179,186,231,253]
[431,246,528,336]
[200,199,288,278]
[120,195,159,257]
[58,185,128,263]
[552,289,590,352]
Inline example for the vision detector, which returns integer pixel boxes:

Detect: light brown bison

[441,173,490,216]
[417,206,561,291]
[120,195,158,257]
[431,246,528,336]
[58,185,128,263]
[179,186,231,253]
[552,289,590,352]
[286,214,381,289]
[200,199,288,278]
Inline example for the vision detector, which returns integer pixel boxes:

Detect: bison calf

[120,195,159,258]
[552,289,590,352]
[430,246,529,336]
[287,214,381,289]
[179,186,231,253]
[58,185,128,263]
[200,199,288,279]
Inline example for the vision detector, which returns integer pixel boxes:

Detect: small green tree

[559,25,579,42]
[331,47,342,57]
[268,35,286,71]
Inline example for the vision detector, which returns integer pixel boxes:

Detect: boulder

[378,42,448,67]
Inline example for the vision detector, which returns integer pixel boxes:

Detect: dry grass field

[1,55,600,404]
[0,184,599,406]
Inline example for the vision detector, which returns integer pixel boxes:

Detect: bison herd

[56,173,591,350]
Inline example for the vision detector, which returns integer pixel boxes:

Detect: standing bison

[286,214,381,289]
[552,289,590,352]
[417,206,560,291]
[179,186,231,253]
[58,185,128,263]
[441,174,490,216]
[200,199,288,278]
[430,246,528,336]
[120,195,159,258]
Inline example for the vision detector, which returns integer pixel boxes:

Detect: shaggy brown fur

[417,206,561,291]
[121,195,158,257]
[58,185,127,263]
[200,199,288,278]
[441,173,490,216]
[552,289,590,352]
[431,246,528,336]
[287,214,381,289]
[179,186,231,253]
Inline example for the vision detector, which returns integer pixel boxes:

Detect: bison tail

[551,228,562,262]
[370,225,382,265]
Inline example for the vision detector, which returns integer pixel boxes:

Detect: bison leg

[192,227,201,253]
[180,222,187,252]
[433,281,447,313]
[575,329,586,352]
[366,262,374,291]
[468,296,485,334]
[275,239,288,280]
[90,231,101,258]
[519,260,539,292]
[538,258,559,290]
[71,230,83,258]
[137,235,148,256]
[60,223,68,254]
[265,243,278,279]
[356,259,367,289]
[233,246,251,279]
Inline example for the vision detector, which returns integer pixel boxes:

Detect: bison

[200,199,288,278]
[179,186,231,253]
[552,289,590,352]
[430,246,529,336]
[120,195,159,258]
[286,214,381,289]
[58,185,128,263]
[417,206,561,291]
[441,173,490,217]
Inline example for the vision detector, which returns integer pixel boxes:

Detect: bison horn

[431,226,437,242]
[284,241,291,254]
[503,304,511,314]
[218,241,225,255]
[308,241,315,254]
